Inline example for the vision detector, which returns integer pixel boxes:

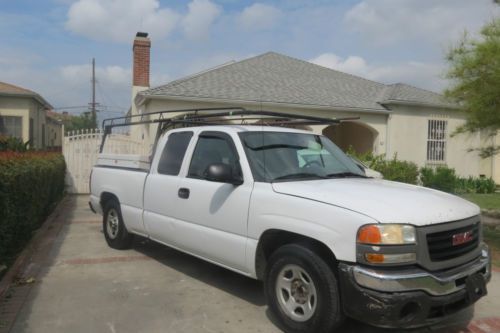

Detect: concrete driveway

[1,195,499,333]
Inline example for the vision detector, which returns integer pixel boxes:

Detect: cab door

[143,131,194,244]
[174,131,252,272]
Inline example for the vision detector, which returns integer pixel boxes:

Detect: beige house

[128,33,500,184]
[0,81,62,149]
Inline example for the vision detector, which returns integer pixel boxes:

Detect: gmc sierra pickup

[90,110,491,333]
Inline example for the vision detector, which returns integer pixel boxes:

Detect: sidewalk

[0,195,499,333]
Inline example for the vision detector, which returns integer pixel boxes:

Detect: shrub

[420,166,496,194]
[375,157,419,184]
[0,152,65,270]
[347,148,419,184]
[420,166,457,193]
[0,135,29,152]
[455,176,496,194]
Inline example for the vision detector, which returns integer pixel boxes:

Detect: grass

[484,225,500,268]
[461,193,500,211]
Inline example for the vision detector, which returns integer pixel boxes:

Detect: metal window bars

[426,119,447,162]
[99,107,359,153]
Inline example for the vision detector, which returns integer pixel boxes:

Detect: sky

[0,0,499,118]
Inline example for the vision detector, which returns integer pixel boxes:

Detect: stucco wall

[387,104,488,178]
[0,97,31,143]
[29,99,48,149]
[46,118,63,148]
[0,96,55,148]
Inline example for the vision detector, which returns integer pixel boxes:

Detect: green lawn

[461,193,500,211]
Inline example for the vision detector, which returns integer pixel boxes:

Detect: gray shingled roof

[140,52,457,111]
[380,83,457,109]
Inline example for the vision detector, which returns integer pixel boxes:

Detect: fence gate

[63,129,148,194]
[63,129,103,194]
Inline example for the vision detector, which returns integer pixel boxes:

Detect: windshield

[239,131,366,182]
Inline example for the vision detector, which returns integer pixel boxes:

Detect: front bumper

[339,245,491,328]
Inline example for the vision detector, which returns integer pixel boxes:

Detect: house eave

[381,99,460,110]
[136,93,392,115]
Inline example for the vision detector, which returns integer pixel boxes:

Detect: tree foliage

[445,18,500,156]
[51,112,96,133]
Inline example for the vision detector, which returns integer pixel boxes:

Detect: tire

[103,199,133,249]
[265,244,344,333]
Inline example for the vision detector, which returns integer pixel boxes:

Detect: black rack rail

[99,107,359,153]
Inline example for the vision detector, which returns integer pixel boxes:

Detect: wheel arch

[255,229,338,280]
[100,191,120,208]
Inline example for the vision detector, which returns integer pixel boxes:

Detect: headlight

[357,224,416,245]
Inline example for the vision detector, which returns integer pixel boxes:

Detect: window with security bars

[427,119,447,162]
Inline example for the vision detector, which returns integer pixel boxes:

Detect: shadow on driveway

[132,237,473,333]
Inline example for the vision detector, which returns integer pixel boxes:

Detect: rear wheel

[265,244,344,333]
[103,200,133,249]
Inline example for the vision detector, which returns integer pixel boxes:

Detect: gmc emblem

[452,230,474,246]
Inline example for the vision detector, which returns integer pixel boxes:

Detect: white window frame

[426,119,447,163]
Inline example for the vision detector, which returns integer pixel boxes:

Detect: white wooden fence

[63,129,148,194]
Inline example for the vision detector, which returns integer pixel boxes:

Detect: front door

[175,131,252,272]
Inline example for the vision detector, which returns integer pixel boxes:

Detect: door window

[188,133,240,179]
[157,131,193,175]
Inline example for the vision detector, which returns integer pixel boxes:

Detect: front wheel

[103,200,133,249]
[265,244,344,333]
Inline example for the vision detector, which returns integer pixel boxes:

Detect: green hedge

[420,166,496,194]
[0,152,66,269]
[348,150,419,184]
[372,158,419,185]
[348,148,496,193]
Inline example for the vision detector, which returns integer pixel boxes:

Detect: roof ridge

[273,52,387,88]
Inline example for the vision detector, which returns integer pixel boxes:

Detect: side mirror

[204,163,243,185]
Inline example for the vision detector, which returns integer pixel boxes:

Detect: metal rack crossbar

[99,107,359,153]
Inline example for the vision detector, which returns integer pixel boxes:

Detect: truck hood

[271,178,479,226]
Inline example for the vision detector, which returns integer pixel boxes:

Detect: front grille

[426,222,480,261]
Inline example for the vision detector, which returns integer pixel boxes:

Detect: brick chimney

[133,32,151,87]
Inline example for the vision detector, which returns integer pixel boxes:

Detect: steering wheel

[302,160,322,168]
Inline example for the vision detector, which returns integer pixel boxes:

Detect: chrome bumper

[351,245,491,296]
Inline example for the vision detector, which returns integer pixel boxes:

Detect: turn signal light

[357,224,416,245]
[365,253,384,263]
[357,225,382,244]
[365,253,416,264]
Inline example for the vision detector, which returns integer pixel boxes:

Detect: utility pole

[90,58,98,128]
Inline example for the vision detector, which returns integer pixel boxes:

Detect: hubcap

[106,209,119,239]
[275,264,317,322]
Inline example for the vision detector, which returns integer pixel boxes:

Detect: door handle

[178,188,190,199]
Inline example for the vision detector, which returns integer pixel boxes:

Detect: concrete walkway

[1,195,499,333]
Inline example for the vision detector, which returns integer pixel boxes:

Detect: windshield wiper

[326,172,368,178]
[272,173,327,182]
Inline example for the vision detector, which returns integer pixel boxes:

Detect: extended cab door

[174,131,252,272]
[143,131,194,245]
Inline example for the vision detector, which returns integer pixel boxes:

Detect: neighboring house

[128,33,500,183]
[0,81,62,149]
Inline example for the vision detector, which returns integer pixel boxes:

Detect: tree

[50,112,96,133]
[445,18,500,157]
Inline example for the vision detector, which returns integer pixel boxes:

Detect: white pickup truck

[90,110,491,332]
